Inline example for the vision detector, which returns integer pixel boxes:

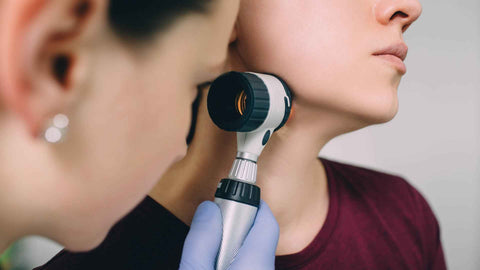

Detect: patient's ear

[229,21,238,44]
[0,0,107,136]
[225,21,247,72]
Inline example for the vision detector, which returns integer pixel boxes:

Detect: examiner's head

[0,0,239,251]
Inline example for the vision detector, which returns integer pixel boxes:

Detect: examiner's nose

[375,0,423,32]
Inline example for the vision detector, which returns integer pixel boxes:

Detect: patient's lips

[373,43,408,74]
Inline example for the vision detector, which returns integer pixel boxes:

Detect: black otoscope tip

[207,72,270,132]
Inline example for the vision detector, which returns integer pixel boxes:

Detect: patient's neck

[151,98,349,254]
[254,117,330,255]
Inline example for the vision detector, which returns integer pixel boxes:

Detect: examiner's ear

[0,0,106,136]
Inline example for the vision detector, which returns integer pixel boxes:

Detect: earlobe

[0,0,102,137]
[229,22,238,44]
[225,22,249,72]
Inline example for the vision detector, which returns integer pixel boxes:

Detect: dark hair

[108,0,213,40]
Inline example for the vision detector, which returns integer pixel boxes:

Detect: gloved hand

[179,200,279,270]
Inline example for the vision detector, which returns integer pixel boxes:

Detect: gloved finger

[179,201,223,270]
[230,200,279,270]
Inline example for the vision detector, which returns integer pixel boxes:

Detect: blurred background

[2,0,479,269]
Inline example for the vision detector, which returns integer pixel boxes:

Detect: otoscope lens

[208,72,270,132]
[235,90,248,116]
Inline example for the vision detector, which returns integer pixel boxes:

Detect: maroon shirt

[34,158,446,270]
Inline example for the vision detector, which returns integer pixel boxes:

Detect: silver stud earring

[44,114,69,144]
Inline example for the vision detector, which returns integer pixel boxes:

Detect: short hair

[108,0,213,40]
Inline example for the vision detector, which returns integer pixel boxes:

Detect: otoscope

[207,71,292,270]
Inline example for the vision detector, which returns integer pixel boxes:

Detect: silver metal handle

[214,197,258,270]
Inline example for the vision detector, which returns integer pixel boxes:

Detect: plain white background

[11,0,480,269]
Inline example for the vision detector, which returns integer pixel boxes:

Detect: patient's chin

[361,97,399,125]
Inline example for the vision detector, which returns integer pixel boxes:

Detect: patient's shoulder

[320,158,408,185]
[320,157,430,213]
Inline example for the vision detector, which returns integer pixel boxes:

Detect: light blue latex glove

[179,200,279,270]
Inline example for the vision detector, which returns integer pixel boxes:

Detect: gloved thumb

[179,201,223,270]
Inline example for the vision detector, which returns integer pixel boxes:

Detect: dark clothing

[34,158,446,270]
[36,196,188,270]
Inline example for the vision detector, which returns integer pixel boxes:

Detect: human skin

[0,0,239,252]
[150,0,422,255]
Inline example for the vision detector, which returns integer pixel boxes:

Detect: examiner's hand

[179,200,279,270]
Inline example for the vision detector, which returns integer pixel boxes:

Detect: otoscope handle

[214,179,260,270]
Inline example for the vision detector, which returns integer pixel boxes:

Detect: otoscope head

[208,72,292,160]
[208,72,292,133]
